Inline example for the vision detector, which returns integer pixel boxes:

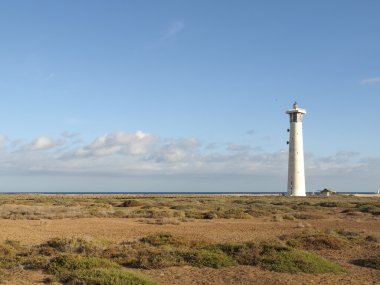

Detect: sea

[0,191,376,195]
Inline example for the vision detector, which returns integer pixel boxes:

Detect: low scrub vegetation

[352,255,380,270]
[0,232,350,283]
[0,269,7,282]
[280,229,368,250]
[206,241,346,273]
[0,194,379,221]
[355,203,380,216]
[43,236,107,255]
[48,254,158,285]
[259,247,346,273]
[1,194,379,283]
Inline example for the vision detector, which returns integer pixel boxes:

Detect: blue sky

[0,0,379,192]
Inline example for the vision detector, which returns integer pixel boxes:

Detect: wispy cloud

[0,131,378,185]
[62,132,80,139]
[65,131,157,159]
[360,76,380,85]
[18,137,65,152]
[161,21,185,41]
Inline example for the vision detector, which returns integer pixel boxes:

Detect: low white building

[319,188,336,197]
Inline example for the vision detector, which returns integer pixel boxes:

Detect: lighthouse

[286,102,306,196]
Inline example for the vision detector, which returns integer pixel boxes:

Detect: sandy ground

[0,216,379,245]
[1,213,380,285]
[4,265,380,285]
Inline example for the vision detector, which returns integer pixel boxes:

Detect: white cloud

[62,132,80,139]
[20,137,64,151]
[0,135,7,149]
[0,131,378,189]
[360,76,380,85]
[152,138,199,163]
[68,131,157,158]
[161,21,185,41]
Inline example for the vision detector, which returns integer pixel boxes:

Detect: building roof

[286,102,307,114]
[320,188,336,193]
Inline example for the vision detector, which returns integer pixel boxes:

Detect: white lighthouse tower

[286,102,306,196]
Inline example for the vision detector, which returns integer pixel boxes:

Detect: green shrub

[129,209,172,218]
[206,242,260,265]
[203,211,218,219]
[0,241,21,270]
[48,254,157,285]
[318,202,352,208]
[181,248,236,268]
[0,269,7,282]
[365,235,378,242]
[299,234,345,250]
[260,247,346,273]
[120,200,143,207]
[22,255,51,270]
[251,200,269,204]
[280,229,359,250]
[283,214,296,220]
[293,213,325,220]
[233,200,247,204]
[139,233,187,247]
[131,250,186,269]
[352,255,380,270]
[207,240,346,273]
[334,229,361,242]
[44,237,105,255]
[128,241,236,269]
[356,204,380,215]
[0,244,17,257]
[235,213,252,219]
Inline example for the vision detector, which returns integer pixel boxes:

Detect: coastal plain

[0,194,379,285]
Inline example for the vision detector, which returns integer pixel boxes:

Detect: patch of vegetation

[141,218,181,225]
[43,237,106,255]
[131,249,186,269]
[280,229,366,250]
[282,232,347,250]
[48,254,158,285]
[128,209,174,219]
[205,242,260,265]
[282,214,296,220]
[293,213,325,220]
[139,233,188,247]
[0,230,350,282]
[0,193,378,221]
[365,235,378,242]
[260,247,346,273]
[181,248,237,268]
[318,202,339,207]
[119,200,144,207]
[356,203,380,216]
[0,269,7,282]
[352,255,380,270]
[207,241,345,273]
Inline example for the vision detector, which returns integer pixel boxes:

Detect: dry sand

[0,216,379,245]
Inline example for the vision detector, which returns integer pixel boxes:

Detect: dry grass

[0,204,87,220]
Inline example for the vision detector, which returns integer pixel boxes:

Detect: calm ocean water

[0,191,375,195]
